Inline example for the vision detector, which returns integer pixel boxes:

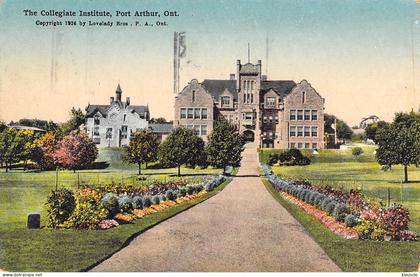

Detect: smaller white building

[85,84,150,147]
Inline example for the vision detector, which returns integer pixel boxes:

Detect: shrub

[152,195,160,205]
[77,188,102,203]
[143,196,152,207]
[65,200,108,229]
[179,187,187,197]
[320,197,334,211]
[160,194,167,201]
[314,194,326,208]
[186,185,195,195]
[118,195,133,212]
[325,201,338,215]
[165,190,176,201]
[268,153,279,165]
[333,203,350,222]
[45,188,76,228]
[379,204,411,239]
[132,196,144,210]
[195,184,204,192]
[352,147,363,156]
[344,214,358,227]
[355,220,387,240]
[304,190,313,203]
[101,193,119,216]
[309,191,320,205]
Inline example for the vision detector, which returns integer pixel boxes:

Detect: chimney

[236,60,241,91]
[229,74,235,80]
[110,97,114,104]
[126,97,130,106]
[262,75,267,81]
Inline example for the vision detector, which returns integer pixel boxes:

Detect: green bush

[101,193,119,216]
[320,197,334,211]
[332,203,349,222]
[314,194,326,208]
[132,196,144,209]
[143,196,152,207]
[152,195,160,205]
[118,195,133,212]
[344,214,358,227]
[325,201,338,215]
[45,188,76,228]
[65,199,108,229]
[165,190,176,201]
[355,220,387,240]
[352,147,363,156]
[268,153,279,165]
[160,194,167,201]
[179,187,187,197]
[186,185,195,195]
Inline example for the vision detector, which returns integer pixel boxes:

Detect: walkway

[92,144,340,272]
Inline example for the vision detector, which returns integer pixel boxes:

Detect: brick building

[174,59,325,149]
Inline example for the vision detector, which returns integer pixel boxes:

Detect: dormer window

[266,97,275,107]
[94,116,100,125]
[221,96,231,107]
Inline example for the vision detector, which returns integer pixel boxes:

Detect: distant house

[148,123,173,141]
[85,85,150,147]
[359,115,381,129]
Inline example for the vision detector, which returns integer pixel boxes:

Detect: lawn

[263,179,420,272]
[260,143,420,234]
[0,147,226,271]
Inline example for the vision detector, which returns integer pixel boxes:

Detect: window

[194,108,201,119]
[263,116,268,123]
[245,113,253,120]
[250,93,253,103]
[304,110,310,120]
[311,126,318,137]
[312,143,318,149]
[185,125,193,129]
[267,97,275,107]
[305,143,310,149]
[298,142,303,149]
[302,91,306,103]
[289,110,296,120]
[289,126,296,137]
[192,90,196,102]
[94,116,100,125]
[297,110,303,120]
[290,143,296,149]
[121,125,128,139]
[221,96,230,107]
[269,116,273,122]
[187,108,194,119]
[304,126,311,137]
[180,108,187,119]
[201,125,207,135]
[123,114,127,122]
[106,128,113,139]
[297,126,303,137]
[94,126,99,136]
[311,110,318,121]
[201,108,208,119]
[275,116,279,123]
[193,125,200,135]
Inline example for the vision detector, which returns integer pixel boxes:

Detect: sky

[0,0,419,126]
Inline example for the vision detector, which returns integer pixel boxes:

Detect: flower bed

[262,164,416,241]
[45,175,225,230]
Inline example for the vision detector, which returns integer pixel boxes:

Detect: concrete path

[92,144,340,272]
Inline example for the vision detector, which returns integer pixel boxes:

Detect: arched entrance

[242,130,255,143]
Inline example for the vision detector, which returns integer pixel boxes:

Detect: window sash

[194,108,201,119]
[297,126,303,136]
[187,108,194,119]
[311,126,318,137]
[180,108,187,119]
[201,108,208,119]
[289,110,296,120]
[289,126,296,137]
[311,110,318,120]
[304,126,311,136]
[297,110,303,120]
[304,110,311,120]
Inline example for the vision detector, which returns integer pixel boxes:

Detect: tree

[32,132,58,170]
[17,129,40,169]
[54,130,98,171]
[149,117,172,124]
[206,118,244,173]
[14,118,59,132]
[123,129,160,174]
[376,111,420,183]
[364,121,389,142]
[324,113,353,143]
[158,127,205,176]
[59,108,86,137]
[0,128,23,172]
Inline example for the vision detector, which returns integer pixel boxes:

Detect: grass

[260,144,420,234]
[0,176,233,272]
[262,179,420,272]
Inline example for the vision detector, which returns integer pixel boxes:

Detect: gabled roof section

[129,105,149,115]
[260,80,296,98]
[201,79,238,101]
[85,105,109,117]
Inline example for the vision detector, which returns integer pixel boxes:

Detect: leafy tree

[158,127,205,176]
[376,111,420,183]
[59,108,85,137]
[364,121,389,142]
[206,118,244,173]
[18,130,41,169]
[324,113,353,143]
[123,129,160,174]
[0,121,6,132]
[149,117,172,124]
[32,132,58,170]
[54,130,98,171]
[0,128,23,172]
[14,118,59,132]
[352,147,363,156]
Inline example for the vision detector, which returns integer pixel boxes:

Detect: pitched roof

[260,80,297,98]
[85,104,149,117]
[148,123,173,134]
[201,79,238,101]
[129,105,149,115]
